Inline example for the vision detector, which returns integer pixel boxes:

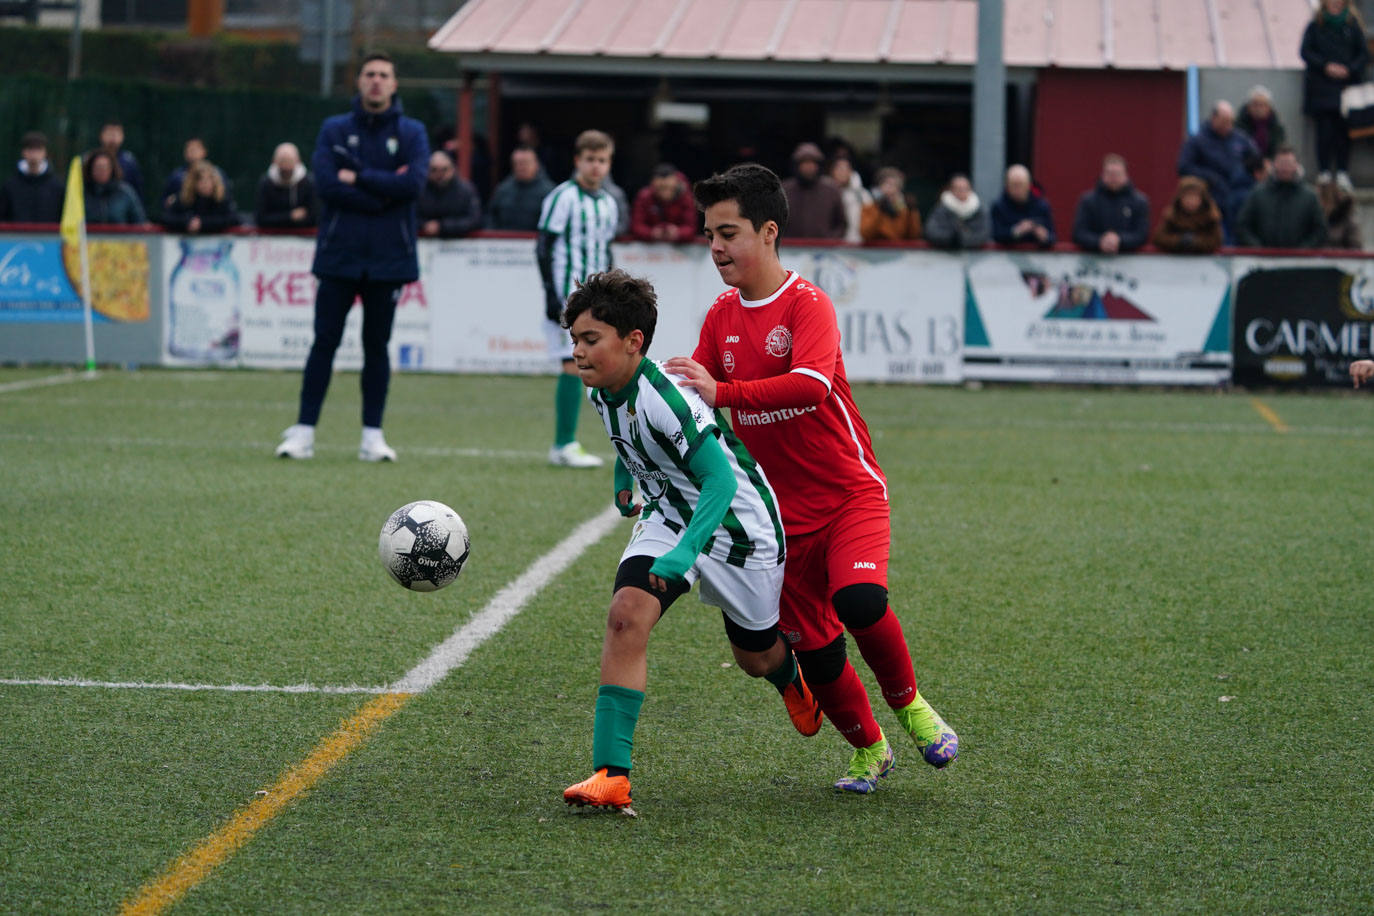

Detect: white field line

[0,677,390,695]
[2,506,623,698]
[0,431,545,461]
[0,370,96,395]
[391,505,621,692]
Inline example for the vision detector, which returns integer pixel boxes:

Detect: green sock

[762,651,799,695]
[554,372,583,447]
[591,684,644,772]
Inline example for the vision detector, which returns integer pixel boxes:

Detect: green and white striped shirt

[590,359,785,569]
[537,180,618,300]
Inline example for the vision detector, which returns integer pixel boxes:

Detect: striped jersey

[537,179,618,300]
[691,270,888,534]
[589,359,785,569]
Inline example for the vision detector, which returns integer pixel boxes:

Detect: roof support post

[972,0,1006,207]
[457,72,474,181]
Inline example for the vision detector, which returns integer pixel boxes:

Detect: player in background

[664,163,958,794]
[536,130,619,469]
[560,269,822,811]
[1352,359,1374,386]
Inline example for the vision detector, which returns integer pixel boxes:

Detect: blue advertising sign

[0,239,90,322]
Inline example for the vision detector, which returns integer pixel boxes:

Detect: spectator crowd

[1,0,1369,255]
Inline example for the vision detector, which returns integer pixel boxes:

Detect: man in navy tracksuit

[276,52,429,462]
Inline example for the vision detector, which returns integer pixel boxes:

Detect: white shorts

[620,514,783,632]
[545,317,573,361]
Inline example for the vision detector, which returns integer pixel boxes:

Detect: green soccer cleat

[833,732,895,794]
[894,695,958,768]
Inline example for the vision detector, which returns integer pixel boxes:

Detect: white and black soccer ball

[378,500,470,592]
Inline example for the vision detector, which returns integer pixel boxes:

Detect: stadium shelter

[431,0,1315,239]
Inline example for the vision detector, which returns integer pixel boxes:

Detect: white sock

[362,426,386,445]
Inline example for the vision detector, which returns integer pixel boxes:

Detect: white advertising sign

[162,235,432,370]
[964,252,1231,384]
[161,236,965,383]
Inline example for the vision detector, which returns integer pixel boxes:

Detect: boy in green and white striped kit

[559,269,822,812]
[536,129,619,468]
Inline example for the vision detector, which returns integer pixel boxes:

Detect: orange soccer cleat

[782,669,824,737]
[563,768,633,810]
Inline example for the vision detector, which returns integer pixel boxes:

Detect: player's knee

[722,615,780,676]
[833,583,888,630]
[605,591,656,641]
[795,635,848,686]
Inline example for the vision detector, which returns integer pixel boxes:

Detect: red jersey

[692,271,887,534]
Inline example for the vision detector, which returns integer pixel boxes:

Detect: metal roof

[429,0,1315,73]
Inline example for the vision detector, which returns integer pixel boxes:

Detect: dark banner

[1232,261,1374,387]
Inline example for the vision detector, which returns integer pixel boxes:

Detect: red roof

[429,0,1314,71]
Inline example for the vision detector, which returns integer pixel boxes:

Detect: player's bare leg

[564,587,658,811]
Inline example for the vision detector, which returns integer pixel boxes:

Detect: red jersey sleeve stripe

[792,367,832,391]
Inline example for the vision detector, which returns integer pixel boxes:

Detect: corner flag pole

[60,157,95,374]
[78,217,94,374]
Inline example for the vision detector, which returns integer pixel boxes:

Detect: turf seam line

[0,678,392,695]
[117,506,621,916]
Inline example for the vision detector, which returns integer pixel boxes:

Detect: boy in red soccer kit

[664,163,957,793]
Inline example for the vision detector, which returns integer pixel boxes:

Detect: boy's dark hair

[359,51,395,73]
[651,162,679,179]
[20,131,47,151]
[693,163,788,248]
[562,269,658,356]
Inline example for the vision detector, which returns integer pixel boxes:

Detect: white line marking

[392,506,621,693]
[0,678,390,695]
[0,432,548,461]
[3,506,624,697]
[0,370,95,394]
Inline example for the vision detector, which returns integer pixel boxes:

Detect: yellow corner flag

[60,157,84,248]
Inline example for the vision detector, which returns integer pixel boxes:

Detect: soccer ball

[378,500,470,592]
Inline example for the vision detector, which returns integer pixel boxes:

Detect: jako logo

[852,561,877,570]
[724,335,740,343]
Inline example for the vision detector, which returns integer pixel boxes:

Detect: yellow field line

[1249,397,1289,433]
[118,691,413,916]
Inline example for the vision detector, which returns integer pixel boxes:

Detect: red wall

[1032,69,1186,243]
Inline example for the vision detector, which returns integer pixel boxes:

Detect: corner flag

[60,156,96,373]
[60,157,84,248]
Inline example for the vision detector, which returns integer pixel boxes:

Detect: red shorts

[777,495,890,652]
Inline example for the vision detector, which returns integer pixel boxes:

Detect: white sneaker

[275,424,314,459]
[359,427,396,462]
[548,442,604,468]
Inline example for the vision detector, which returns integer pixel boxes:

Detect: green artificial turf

[1,368,1371,914]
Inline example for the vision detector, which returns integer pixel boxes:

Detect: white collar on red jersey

[739,270,800,308]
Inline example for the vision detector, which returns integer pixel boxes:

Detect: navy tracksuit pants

[295,275,401,429]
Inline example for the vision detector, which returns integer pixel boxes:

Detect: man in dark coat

[990,164,1055,247]
[1072,154,1150,253]
[254,142,318,229]
[1300,0,1369,188]
[276,52,429,464]
[1235,147,1328,249]
[417,150,481,238]
[1176,101,1260,243]
[780,141,846,239]
[485,145,553,231]
[0,132,64,223]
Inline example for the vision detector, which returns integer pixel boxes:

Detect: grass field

[2,366,1373,914]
